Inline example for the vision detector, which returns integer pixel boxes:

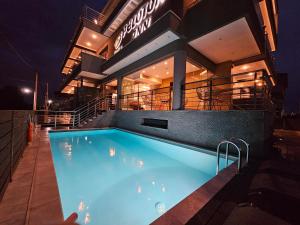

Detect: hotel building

[58,0,279,157]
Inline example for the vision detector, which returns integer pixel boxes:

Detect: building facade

[59,0,279,112]
[56,0,280,158]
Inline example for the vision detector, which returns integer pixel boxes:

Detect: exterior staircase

[35,97,116,129]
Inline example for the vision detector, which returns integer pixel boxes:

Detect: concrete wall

[0,110,32,200]
[93,110,273,159]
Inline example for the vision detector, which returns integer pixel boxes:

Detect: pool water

[49,129,233,225]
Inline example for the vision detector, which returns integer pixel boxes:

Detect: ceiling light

[164,61,168,65]
[242,65,249,70]
[152,66,156,69]
[143,70,146,73]
[86,42,92,47]
[166,71,169,75]
[93,19,98,25]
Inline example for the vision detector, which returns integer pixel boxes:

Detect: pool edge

[150,162,237,225]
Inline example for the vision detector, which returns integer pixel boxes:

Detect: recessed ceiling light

[86,42,92,47]
[166,71,169,75]
[242,65,249,70]
[92,34,97,39]
[152,66,156,69]
[143,70,146,73]
[164,61,168,65]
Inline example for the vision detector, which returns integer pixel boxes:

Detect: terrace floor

[188,129,300,225]
[0,128,63,225]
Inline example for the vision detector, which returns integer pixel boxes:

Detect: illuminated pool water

[49,129,233,225]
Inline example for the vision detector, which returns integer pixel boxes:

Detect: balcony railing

[120,87,172,111]
[184,70,274,111]
[81,5,106,26]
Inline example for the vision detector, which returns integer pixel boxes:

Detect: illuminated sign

[114,0,168,54]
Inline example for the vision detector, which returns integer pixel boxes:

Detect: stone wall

[93,110,273,159]
[0,110,33,200]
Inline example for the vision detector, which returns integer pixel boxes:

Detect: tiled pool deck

[0,129,63,225]
[0,128,237,225]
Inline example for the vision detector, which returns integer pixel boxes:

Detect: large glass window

[121,57,174,110]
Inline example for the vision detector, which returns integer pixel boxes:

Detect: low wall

[0,110,33,200]
[94,110,273,159]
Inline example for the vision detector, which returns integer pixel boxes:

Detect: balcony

[184,70,273,111]
[184,0,277,76]
[61,6,108,76]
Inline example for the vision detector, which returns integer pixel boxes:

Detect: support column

[212,61,233,110]
[172,51,187,110]
[116,76,123,110]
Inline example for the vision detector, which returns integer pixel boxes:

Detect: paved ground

[0,128,63,225]
[188,129,300,225]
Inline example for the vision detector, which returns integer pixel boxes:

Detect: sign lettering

[114,0,167,54]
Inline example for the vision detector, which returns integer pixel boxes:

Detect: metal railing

[184,70,274,111]
[216,138,250,175]
[81,5,106,26]
[0,111,32,200]
[120,87,172,111]
[35,96,116,129]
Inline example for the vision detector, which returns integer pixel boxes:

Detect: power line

[0,33,35,71]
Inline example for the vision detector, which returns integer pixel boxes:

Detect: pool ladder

[216,138,250,174]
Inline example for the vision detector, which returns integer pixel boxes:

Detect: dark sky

[0,0,299,111]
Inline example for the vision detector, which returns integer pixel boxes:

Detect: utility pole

[45,82,49,111]
[33,72,38,111]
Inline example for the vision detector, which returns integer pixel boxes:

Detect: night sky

[0,0,299,111]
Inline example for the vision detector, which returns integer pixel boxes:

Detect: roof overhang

[189,18,261,64]
[103,0,144,37]
[61,25,108,75]
[102,30,179,75]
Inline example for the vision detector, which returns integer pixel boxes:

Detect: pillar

[172,51,187,110]
[116,76,123,110]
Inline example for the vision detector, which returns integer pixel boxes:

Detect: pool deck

[0,127,238,225]
[0,128,63,225]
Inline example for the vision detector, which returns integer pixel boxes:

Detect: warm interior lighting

[92,34,97,39]
[93,19,98,25]
[86,42,92,47]
[164,61,168,65]
[48,100,53,104]
[242,65,250,70]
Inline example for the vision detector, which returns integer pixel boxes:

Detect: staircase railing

[35,96,116,129]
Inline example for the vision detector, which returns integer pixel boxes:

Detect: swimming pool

[49,129,233,225]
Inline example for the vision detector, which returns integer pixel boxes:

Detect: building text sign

[114,0,169,54]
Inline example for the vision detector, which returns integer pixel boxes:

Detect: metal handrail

[81,5,106,26]
[35,96,116,128]
[230,138,250,164]
[216,140,241,175]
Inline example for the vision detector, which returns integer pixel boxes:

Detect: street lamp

[21,87,32,94]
